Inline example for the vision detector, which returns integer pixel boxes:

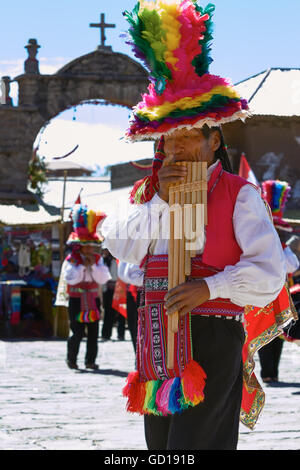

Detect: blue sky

[1,0,299,83]
[1,0,300,170]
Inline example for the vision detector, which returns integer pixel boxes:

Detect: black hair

[201,125,233,173]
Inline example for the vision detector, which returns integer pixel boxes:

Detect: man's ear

[210,130,221,152]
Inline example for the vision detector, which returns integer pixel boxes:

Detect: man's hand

[157,163,187,202]
[84,254,95,267]
[164,280,210,317]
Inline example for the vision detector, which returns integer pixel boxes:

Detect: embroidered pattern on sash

[145,278,168,292]
[150,304,170,381]
[137,302,192,383]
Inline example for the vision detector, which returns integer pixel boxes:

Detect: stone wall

[0,45,148,200]
[0,106,44,195]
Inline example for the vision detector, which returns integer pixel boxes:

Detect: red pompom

[181,360,206,406]
[122,371,146,414]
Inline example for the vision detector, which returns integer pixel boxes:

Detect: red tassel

[129,175,159,204]
[129,177,148,204]
[181,360,207,406]
[129,137,165,205]
[122,372,146,414]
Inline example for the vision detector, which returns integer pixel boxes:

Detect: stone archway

[0,41,148,197]
[17,48,148,120]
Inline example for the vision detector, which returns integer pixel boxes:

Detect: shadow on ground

[264,381,300,388]
[75,368,129,378]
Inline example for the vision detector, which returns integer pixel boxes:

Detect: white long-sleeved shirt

[64,256,111,286]
[100,161,286,308]
[117,260,144,287]
[284,246,300,274]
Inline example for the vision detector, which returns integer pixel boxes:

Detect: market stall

[0,199,69,339]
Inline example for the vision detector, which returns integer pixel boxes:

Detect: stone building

[224,68,300,216]
[46,161,93,178]
[0,33,148,202]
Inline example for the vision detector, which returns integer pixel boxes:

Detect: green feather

[124,2,172,80]
[192,3,215,76]
[124,3,156,67]
[140,9,166,63]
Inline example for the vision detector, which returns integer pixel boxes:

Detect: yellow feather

[138,85,241,120]
[87,210,96,233]
[160,2,181,70]
[139,1,181,70]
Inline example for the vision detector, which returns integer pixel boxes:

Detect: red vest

[142,164,252,318]
[203,162,249,269]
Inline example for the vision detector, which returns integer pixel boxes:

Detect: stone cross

[89,13,115,47]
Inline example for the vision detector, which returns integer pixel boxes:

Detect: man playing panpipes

[100,1,294,450]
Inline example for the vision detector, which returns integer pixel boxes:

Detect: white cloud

[0,56,71,78]
[0,57,71,104]
[38,57,72,75]
[0,58,24,78]
[35,119,154,170]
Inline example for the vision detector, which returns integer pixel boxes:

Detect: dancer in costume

[258,180,299,383]
[100,1,294,449]
[62,202,111,370]
[261,180,299,275]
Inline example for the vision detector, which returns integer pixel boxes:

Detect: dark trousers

[67,297,100,365]
[144,316,245,450]
[101,288,125,340]
[126,290,139,353]
[258,337,284,380]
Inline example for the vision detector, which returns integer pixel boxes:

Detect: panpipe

[167,161,208,369]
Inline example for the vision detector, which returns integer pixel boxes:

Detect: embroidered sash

[68,282,100,323]
[123,254,243,417]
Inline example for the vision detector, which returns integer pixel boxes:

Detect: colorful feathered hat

[261,180,292,231]
[67,201,106,246]
[123,0,250,142]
